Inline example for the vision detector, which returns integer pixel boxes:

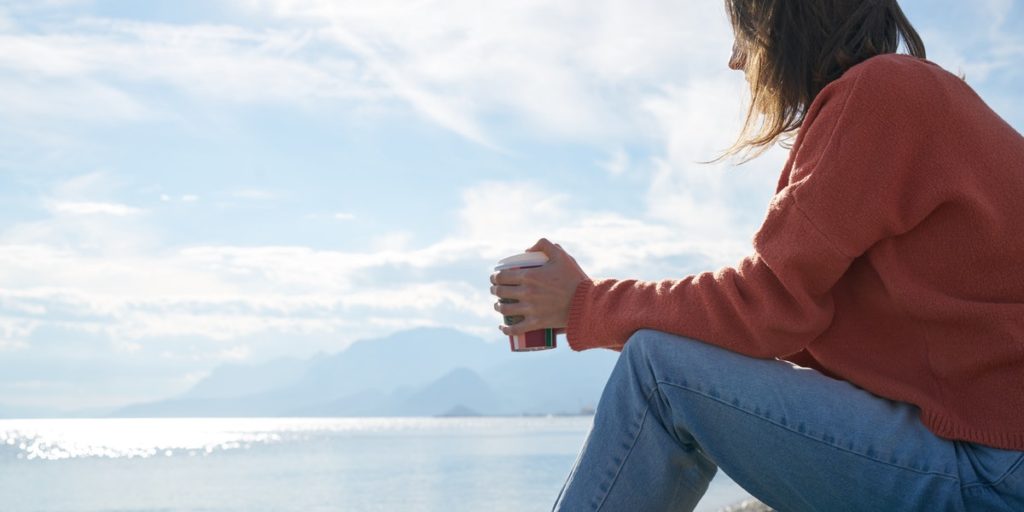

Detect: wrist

[565,278,594,351]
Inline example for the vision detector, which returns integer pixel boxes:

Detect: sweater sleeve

[566,55,944,356]
[565,187,851,357]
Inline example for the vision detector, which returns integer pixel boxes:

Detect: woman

[489,1,1024,510]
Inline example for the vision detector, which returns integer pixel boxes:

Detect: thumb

[526,238,561,259]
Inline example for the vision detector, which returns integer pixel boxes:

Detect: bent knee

[622,329,660,357]
[623,329,707,361]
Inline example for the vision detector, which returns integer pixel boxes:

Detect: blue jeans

[551,330,1024,511]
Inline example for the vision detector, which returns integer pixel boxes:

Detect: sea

[0,417,751,512]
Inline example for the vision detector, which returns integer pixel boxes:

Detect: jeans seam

[593,386,659,512]
[552,424,593,511]
[994,454,1024,486]
[962,453,1024,490]
[655,378,962,483]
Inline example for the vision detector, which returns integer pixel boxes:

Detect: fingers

[499,316,544,336]
[494,300,530,330]
[490,284,525,300]
[490,268,525,286]
[494,299,528,317]
[503,315,525,326]
[493,239,579,338]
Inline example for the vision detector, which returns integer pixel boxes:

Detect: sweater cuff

[566,278,597,352]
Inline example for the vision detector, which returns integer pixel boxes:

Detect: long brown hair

[724,0,926,161]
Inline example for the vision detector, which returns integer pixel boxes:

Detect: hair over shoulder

[724,0,926,161]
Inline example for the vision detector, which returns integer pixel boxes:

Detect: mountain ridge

[112,327,618,418]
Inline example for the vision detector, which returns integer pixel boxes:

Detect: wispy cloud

[0,340,29,352]
[2,0,1020,410]
[236,0,737,146]
[0,18,384,125]
[232,189,277,200]
[0,175,747,367]
[47,201,145,216]
[0,317,34,352]
[599,148,631,177]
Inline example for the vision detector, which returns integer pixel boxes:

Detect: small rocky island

[718,499,773,511]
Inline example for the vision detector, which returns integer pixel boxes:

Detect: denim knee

[623,329,654,354]
[621,330,734,394]
[622,330,666,371]
[623,330,704,370]
[621,330,702,389]
[620,330,663,390]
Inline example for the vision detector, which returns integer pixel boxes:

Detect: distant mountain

[181,356,311,400]
[437,404,482,417]
[288,367,506,417]
[113,327,618,418]
[397,367,502,416]
[0,403,117,419]
[485,347,620,415]
[283,388,394,417]
[0,404,60,419]
[290,327,517,397]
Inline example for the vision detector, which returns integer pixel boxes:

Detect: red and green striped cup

[495,252,557,352]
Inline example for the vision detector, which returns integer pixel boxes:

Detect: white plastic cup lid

[494,252,549,271]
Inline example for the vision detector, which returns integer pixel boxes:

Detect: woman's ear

[729,41,747,71]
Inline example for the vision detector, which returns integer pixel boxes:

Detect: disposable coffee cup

[494,252,557,352]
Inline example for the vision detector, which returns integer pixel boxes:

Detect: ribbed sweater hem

[566,279,596,352]
[923,409,1024,451]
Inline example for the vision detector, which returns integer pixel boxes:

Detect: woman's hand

[489,238,590,336]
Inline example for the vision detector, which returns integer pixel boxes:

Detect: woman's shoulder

[803,52,970,134]
[820,53,960,107]
[844,53,941,79]
[789,53,970,184]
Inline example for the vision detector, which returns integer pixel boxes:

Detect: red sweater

[566,54,1024,450]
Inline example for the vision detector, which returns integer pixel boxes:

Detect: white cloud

[219,346,251,361]
[0,1,740,145]
[0,19,385,124]
[0,73,158,122]
[235,0,735,145]
[225,0,781,254]
[0,339,29,351]
[599,148,630,176]
[639,77,786,240]
[454,181,572,256]
[914,1,1024,85]
[445,180,750,278]
[233,189,277,200]
[48,201,145,216]
[0,318,34,352]
[5,0,1019,410]
[368,231,414,251]
[0,173,752,362]
[0,9,9,31]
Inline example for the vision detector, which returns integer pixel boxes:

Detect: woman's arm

[496,56,955,359]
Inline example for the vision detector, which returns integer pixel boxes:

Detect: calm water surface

[0,417,750,512]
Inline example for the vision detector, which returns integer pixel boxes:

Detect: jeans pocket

[960,442,1024,485]
[994,453,1024,487]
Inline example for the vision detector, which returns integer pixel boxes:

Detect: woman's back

[565,53,1024,449]
[535,2,1024,510]
[774,53,1024,449]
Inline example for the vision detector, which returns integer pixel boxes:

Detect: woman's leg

[551,329,1024,512]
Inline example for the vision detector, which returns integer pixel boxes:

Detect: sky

[1,0,1022,411]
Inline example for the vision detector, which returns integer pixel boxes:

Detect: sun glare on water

[0,416,590,461]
